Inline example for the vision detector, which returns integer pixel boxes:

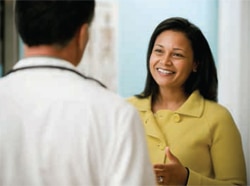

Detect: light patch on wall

[78,1,118,92]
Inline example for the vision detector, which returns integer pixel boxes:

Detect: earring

[193,68,197,72]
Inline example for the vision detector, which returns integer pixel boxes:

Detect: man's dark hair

[15,0,95,47]
[137,17,218,102]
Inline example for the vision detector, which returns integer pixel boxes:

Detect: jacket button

[157,143,165,150]
[172,113,181,123]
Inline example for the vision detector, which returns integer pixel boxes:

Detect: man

[0,1,155,185]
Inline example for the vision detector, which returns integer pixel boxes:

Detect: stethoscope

[4,65,107,88]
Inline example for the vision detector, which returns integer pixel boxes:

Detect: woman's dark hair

[136,17,218,102]
[15,0,95,47]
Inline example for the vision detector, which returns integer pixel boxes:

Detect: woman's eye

[154,49,163,53]
[173,53,183,57]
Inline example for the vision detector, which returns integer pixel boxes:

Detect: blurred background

[0,0,249,183]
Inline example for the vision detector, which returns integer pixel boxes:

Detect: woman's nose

[160,54,172,65]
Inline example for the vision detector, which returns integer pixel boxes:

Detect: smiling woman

[127,17,247,186]
[149,30,196,104]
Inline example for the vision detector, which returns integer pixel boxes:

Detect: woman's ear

[193,62,198,72]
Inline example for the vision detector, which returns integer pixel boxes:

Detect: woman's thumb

[165,146,178,162]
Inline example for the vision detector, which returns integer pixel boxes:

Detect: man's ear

[78,23,89,53]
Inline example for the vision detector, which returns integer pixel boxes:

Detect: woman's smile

[156,67,175,75]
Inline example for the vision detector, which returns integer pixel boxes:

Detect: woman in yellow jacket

[127,17,246,185]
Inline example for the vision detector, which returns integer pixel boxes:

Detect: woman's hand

[154,147,189,185]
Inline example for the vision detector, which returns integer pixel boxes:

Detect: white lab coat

[0,57,155,186]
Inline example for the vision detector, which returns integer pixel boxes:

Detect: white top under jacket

[0,57,155,186]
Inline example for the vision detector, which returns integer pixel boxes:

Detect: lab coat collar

[13,56,77,71]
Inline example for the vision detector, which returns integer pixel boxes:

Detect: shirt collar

[176,90,204,117]
[13,56,77,71]
[134,90,204,117]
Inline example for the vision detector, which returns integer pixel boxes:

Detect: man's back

[0,57,155,185]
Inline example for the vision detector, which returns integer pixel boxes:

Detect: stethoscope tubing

[4,65,107,88]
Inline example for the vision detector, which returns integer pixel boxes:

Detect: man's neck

[24,43,81,67]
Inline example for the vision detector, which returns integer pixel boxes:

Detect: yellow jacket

[127,90,246,185]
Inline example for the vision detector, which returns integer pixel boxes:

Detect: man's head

[15,0,95,48]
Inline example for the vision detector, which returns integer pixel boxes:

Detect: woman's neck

[152,88,188,112]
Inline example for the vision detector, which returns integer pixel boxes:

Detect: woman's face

[149,30,196,91]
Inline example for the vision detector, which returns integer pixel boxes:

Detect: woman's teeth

[157,68,173,74]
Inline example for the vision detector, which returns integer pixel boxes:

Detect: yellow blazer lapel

[142,111,166,141]
[127,95,166,141]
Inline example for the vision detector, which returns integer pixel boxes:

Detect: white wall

[218,0,250,183]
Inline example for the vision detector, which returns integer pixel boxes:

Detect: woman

[127,17,246,185]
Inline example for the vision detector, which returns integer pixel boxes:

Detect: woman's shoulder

[126,96,143,106]
[205,99,231,114]
[192,90,231,116]
[126,96,139,103]
[126,95,151,111]
[203,99,235,123]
